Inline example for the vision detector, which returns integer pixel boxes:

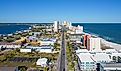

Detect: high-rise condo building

[53,21,59,32]
[87,37,101,51]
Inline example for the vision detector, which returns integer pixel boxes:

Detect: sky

[0,0,121,23]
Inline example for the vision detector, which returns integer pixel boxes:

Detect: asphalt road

[59,28,66,71]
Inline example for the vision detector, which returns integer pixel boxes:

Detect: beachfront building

[77,53,96,71]
[69,34,84,42]
[111,53,121,63]
[75,48,121,71]
[93,53,112,63]
[63,21,69,27]
[67,24,85,44]
[53,21,59,32]
[0,42,21,49]
[7,34,13,36]
[83,34,91,48]
[20,48,31,52]
[36,58,48,67]
[68,22,73,30]
[68,25,83,34]
[75,25,83,34]
[87,37,101,51]
[103,63,121,71]
[94,53,121,71]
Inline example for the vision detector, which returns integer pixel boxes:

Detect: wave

[84,30,114,41]
[102,36,114,41]
[84,30,99,37]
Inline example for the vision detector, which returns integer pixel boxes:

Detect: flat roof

[0,67,16,71]
[104,63,121,68]
[37,58,48,63]
[77,53,94,62]
[0,42,18,45]
[93,53,111,62]
[76,49,88,53]
[26,45,53,49]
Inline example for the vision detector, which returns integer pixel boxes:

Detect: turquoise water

[72,23,121,44]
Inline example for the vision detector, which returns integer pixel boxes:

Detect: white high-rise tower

[54,21,59,32]
[88,37,101,51]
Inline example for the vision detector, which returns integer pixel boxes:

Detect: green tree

[20,67,26,71]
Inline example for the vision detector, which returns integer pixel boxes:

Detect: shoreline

[84,31,121,44]
[84,32,121,51]
[0,24,121,51]
[0,25,32,35]
[101,38,121,51]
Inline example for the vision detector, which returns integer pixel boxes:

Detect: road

[58,26,66,71]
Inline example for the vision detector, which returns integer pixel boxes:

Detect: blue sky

[0,0,121,23]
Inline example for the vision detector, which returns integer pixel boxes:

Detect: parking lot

[8,57,39,62]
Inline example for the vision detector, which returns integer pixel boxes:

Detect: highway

[58,26,66,71]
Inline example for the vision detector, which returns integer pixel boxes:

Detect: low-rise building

[0,67,17,71]
[93,53,112,63]
[27,36,38,42]
[26,45,54,53]
[39,38,56,46]
[103,63,121,71]
[20,48,32,52]
[30,32,41,37]
[39,40,54,46]
[69,34,83,42]
[76,49,89,54]
[0,42,21,49]
[105,49,118,53]
[77,53,96,71]
[111,53,121,63]
[36,45,54,53]
[15,37,26,44]
[36,58,48,67]
[38,48,53,53]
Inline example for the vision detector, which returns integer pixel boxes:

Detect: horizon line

[0,22,121,23]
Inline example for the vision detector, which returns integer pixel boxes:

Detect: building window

[86,62,89,64]
[81,62,84,64]
[90,62,94,64]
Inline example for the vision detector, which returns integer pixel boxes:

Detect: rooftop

[36,58,48,65]
[0,42,19,45]
[76,49,89,54]
[0,67,16,71]
[26,45,54,49]
[93,53,112,62]
[77,53,94,62]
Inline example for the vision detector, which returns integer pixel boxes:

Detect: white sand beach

[101,38,121,51]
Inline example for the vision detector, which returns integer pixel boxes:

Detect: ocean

[0,23,121,44]
[0,24,31,34]
[72,23,121,44]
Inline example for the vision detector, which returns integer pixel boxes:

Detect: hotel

[87,37,101,51]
